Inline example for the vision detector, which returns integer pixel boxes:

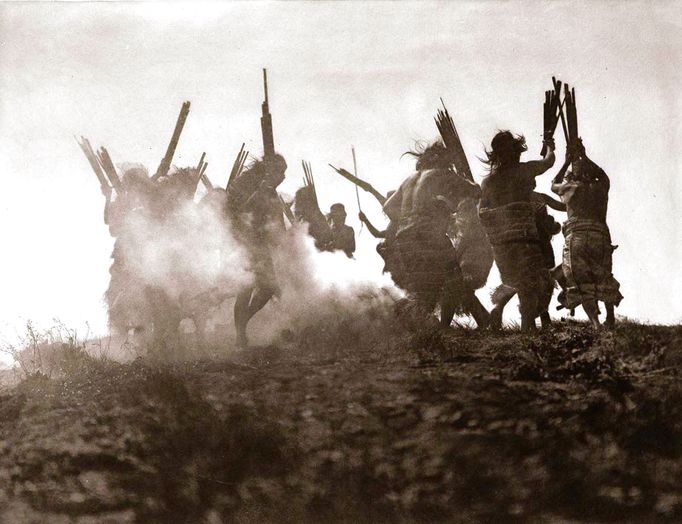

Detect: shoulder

[518,161,541,177]
[420,167,448,180]
[399,171,423,188]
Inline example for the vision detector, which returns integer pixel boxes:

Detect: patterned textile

[560,217,623,308]
[478,202,551,299]
[393,214,457,307]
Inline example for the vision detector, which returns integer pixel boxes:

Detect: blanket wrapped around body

[478,202,551,305]
[392,213,457,305]
[560,217,623,309]
[451,210,494,290]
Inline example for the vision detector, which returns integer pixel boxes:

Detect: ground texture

[0,317,681,523]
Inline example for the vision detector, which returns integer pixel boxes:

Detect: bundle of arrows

[434,100,474,182]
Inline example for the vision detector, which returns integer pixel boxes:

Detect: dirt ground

[0,317,680,523]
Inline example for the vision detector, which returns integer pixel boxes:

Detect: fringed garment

[559,217,623,309]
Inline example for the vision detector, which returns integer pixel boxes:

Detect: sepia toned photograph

[0,1,680,522]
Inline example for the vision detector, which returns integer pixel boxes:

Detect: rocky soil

[0,317,680,523]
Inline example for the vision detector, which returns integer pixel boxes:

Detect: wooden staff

[76,136,112,194]
[328,164,386,205]
[260,69,275,159]
[227,143,248,188]
[278,194,295,224]
[96,146,123,193]
[554,77,569,144]
[541,77,566,155]
[152,101,191,181]
[351,147,362,212]
[351,146,363,233]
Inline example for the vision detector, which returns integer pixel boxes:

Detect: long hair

[482,130,527,173]
[403,140,452,171]
[241,153,286,177]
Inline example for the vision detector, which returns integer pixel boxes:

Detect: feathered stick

[434,99,473,181]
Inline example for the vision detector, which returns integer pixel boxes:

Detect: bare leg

[604,303,615,328]
[582,299,601,328]
[490,286,516,331]
[439,297,456,329]
[518,289,539,332]
[465,289,490,330]
[439,279,458,329]
[234,285,275,348]
[234,287,255,348]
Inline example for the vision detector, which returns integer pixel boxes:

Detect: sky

[0,1,680,357]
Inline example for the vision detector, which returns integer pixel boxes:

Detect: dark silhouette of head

[294,185,318,221]
[328,203,347,225]
[484,130,527,170]
[242,153,287,188]
[404,140,452,171]
[121,165,152,195]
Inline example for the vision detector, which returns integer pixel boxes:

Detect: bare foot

[489,307,503,331]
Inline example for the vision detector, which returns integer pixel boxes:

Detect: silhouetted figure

[327,203,355,258]
[551,140,622,327]
[104,166,154,337]
[227,154,287,348]
[294,185,333,250]
[358,190,399,276]
[490,190,566,328]
[478,131,555,331]
[383,140,481,325]
[441,198,493,329]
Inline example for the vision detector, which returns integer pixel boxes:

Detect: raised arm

[533,191,567,212]
[359,212,386,238]
[526,139,556,177]
[551,155,571,195]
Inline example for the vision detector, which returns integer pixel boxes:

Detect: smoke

[109,166,400,352]
[248,221,399,346]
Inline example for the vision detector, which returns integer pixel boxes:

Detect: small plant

[0,319,92,380]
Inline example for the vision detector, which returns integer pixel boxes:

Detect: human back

[479,130,554,209]
[480,164,537,208]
